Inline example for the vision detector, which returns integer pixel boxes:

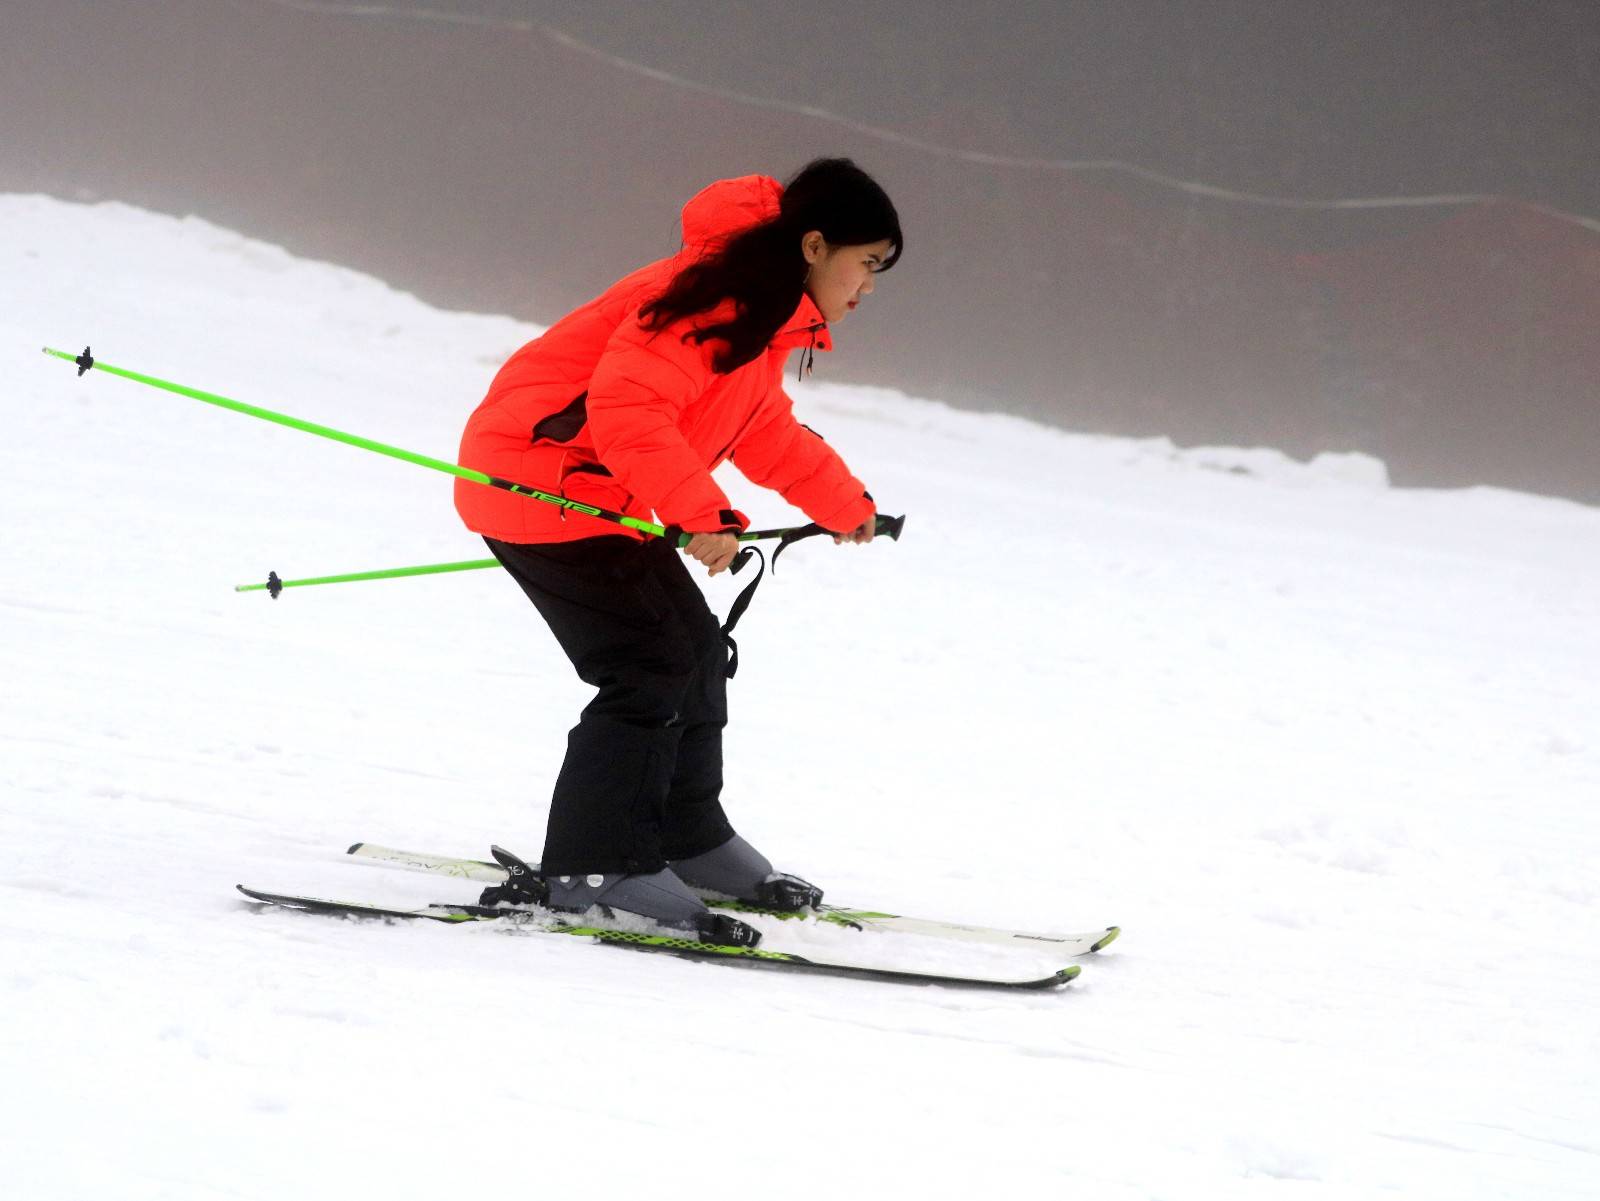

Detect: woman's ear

[800,230,827,265]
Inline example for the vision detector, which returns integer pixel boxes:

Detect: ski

[344,841,1120,954]
[236,885,1082,989]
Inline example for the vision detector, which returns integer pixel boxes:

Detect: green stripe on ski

[237,886,783,954]
[564,927,795,961]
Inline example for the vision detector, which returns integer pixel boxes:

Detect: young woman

[454,158,902,939]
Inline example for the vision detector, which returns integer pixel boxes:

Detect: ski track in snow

[2,194,1598,1200]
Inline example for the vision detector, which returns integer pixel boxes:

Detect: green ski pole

[45,346,904,556]
[44,345,677,541]
[236,559,502,598]
[234,501,907,598]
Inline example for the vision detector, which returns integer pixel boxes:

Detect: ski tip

[346,842,364,855]
[1090,926,1121,953]
[1032,963,1082,987]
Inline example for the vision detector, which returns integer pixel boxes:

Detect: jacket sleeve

[730,390,875,533]
[586,315,745,533]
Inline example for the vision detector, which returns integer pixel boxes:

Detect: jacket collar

[773,291,832,353]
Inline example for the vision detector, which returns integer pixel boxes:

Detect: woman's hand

[833,515,877,545]
[684,532,741,576]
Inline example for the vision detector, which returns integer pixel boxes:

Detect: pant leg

[643,544,736,861]
[485,536,734,874]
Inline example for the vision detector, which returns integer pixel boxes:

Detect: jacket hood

[672,171,832,356]
[677,173,833,356]
[679,174,783,252]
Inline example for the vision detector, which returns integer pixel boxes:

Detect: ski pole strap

[719,546,766,678]
[771,522,827,571]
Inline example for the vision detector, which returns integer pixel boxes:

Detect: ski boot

[541,864,761,949]
[670,834,824,911]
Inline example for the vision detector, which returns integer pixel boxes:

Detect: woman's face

[802,234,895,324]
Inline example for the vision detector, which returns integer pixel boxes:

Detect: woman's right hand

[832,513,877,545]
[683,532,741,576]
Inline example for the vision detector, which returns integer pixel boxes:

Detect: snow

[3,194,1598,1199]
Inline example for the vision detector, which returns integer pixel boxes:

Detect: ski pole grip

[875,513,906,541]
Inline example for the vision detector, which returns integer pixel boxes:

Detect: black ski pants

[485,535,735,876]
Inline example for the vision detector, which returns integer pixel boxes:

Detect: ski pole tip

[40,344,93,376]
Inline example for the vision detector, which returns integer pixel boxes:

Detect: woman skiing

[454,158,902,940]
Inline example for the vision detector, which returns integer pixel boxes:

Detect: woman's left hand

[833,515,876,545]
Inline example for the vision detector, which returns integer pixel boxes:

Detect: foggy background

[5,0,1597,502]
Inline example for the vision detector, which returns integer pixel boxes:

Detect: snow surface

[3,195,1598,1200]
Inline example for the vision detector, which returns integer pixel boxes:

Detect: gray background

[6,0,1597,500]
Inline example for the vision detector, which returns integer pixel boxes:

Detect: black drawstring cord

[796,325,819,381]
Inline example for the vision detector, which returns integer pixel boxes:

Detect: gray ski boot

[670,834,824,911]
[543,864,761,948]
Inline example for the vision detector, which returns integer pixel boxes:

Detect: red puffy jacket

[455,174,876,544]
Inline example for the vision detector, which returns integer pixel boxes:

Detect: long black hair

[639,158,903,373]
